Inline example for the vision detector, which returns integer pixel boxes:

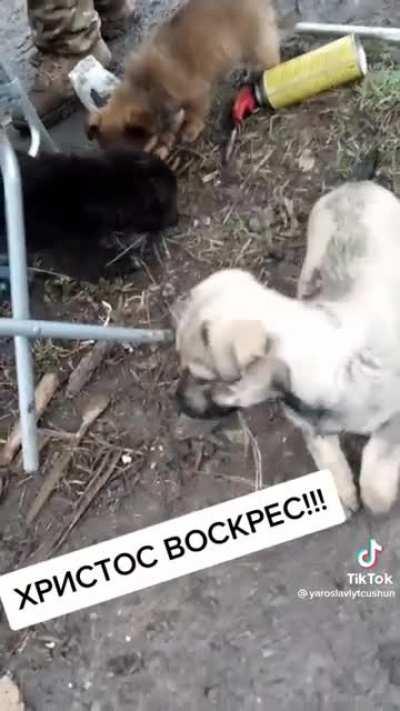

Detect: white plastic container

[69,55,121,112]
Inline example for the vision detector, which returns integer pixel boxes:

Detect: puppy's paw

[155,145,170,161]
[297,270,322,301]
[180,120,204,145]
[360,453,400,516]
[145,131,177,160]
[144,135,158,153]
[339,484,360,519]
[361,480,397,516]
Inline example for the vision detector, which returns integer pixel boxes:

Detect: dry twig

[0,373,60,467]
[52,449,121,552]
[238,412,263,490]
[26,394,110,523]
[66,342,112,398]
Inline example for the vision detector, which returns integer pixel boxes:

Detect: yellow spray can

[255,34,367,110]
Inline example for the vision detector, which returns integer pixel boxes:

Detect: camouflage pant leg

[28,0,103,55]
[94,0,131,18]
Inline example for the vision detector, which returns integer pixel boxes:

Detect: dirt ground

[2,1,400,710]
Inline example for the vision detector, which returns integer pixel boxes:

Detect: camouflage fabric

[28,0,128,55]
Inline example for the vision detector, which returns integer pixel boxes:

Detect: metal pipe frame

[0,61,58,157]
[0,131,39,473]
[295,22,400,43]
[0,318,174,344]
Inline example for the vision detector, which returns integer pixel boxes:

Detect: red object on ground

[232,85,258,126]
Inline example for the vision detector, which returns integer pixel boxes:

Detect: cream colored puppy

[174,181,400,517]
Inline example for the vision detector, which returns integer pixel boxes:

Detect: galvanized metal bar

[0,132,39,473]
[0,318,174,344]
[0,61,58,156]
[296,22,400,43]
[14,76,59,156]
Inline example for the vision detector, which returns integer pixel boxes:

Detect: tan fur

[87,0,280,151]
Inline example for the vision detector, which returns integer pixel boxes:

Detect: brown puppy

[87,0,280,155]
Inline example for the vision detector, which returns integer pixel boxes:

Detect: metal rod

[0,62,58,156]
[0,133,39,473]
[296,22,400,43]
[0,318,174,344]
[14,77,59,156]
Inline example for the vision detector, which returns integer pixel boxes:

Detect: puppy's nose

[175,370,196,414]
[176,391,202,419]
[175,369,209,418]
[175,371,237,420]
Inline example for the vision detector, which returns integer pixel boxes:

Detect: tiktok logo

[356,538,384,569]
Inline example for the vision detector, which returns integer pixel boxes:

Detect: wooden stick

[66,341,112,398]
[26,394,110,524]
[224,126,238,164]
[52,449,121,552]
[0,373,60,467]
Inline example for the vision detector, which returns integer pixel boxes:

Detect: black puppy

[0,148,178,279]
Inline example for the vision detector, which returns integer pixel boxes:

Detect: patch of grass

[357,69,400,112]
[330,61,400,182]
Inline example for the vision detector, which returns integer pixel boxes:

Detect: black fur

[0,148,178,258]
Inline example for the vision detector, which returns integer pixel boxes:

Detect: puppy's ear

[205,319,270,382]
[86,112,101,141]
[231,320,272,372]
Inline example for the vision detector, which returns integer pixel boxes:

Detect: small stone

[262,647,274,659]
[162,282,176,299]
